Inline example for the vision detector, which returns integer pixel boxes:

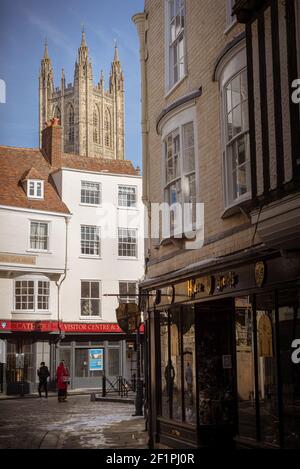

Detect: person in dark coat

[37,362,50,398]
[56,361,69,402]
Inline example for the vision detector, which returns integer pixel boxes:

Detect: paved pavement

[0,394,148,449]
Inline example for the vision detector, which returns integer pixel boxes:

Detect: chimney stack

[42,117,62,168]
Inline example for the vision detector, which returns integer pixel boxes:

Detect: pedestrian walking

[37,361,50,398]
[56,361,69,402]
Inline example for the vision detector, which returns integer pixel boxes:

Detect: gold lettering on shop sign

[0,253,36,265]
[216,271,238,292]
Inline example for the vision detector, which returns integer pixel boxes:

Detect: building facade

[0,119,143,390]
[39,32,124,160]
[134,0,300,449]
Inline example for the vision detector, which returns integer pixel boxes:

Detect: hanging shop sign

[116,303,141,334]
[255,261,266,287]
[89,348,104,371]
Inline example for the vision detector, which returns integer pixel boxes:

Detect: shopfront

[143,251,300,449]
[0,321,143,394]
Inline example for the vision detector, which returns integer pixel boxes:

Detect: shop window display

[256,293,279,446]
[159,306,196,424]
[160,311,169,418]
[169,307,182,422]
[235,297,256,439]
[182,305,196,425]
[75,349,103,378]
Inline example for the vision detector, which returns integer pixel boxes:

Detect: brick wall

[143,0,258,279]
[42,118,62,168]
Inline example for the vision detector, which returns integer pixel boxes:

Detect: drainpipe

[53,216,70,373]
[132,13,151,263]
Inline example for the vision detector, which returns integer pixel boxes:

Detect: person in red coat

[56,361,69,402]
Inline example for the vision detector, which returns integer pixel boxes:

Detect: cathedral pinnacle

[113,40,119,62]
[81,25,86,48]
[43,38,49,60]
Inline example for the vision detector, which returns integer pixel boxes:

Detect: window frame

[222,67,251,207]
[28,220,50,252]
[119,281,138,304]
[160,105,198,238]
[80,225,101,257]
[14,277,50,312]
[80,181,101,206]
[165,0,187,93]
[27,180,44,200]
[118,185,137,209]
[80,280,102,319]
[225,0,237,33]
[215,42,251,213]
[118,227,138,258]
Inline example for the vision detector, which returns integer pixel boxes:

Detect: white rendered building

[0,110,143,394]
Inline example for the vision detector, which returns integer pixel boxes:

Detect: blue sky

[0,0,144,168]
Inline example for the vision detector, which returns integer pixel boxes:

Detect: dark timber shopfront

[142,249,300,449]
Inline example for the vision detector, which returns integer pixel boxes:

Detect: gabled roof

[0,146,70,214]
[21,167,45,182]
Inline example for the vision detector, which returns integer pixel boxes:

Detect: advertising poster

[89,348,104,371]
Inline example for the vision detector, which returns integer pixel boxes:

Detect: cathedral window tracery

[93,105,100,144]
[104,108,112,148]
[68,104,75,144]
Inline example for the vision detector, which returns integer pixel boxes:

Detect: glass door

[196,299,236,441]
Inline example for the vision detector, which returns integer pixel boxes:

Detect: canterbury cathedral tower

[39,30,124,159]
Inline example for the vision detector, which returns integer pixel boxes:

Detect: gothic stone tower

[39,31,125,159]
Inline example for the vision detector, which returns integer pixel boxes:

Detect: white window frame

[119,281,138,304]
[29,220,50,252]
[118,228,138,258]
[225,0,237,32]
[222,67,250,208]
[27,180,44,199]
[118,185,137,208]
[165,0,186,93]
[80,181,101,206]
[14,276,50,313]
[80,225,101,257]
[216,42,251,212]
[160,105,198,237]
[80,280,102,319]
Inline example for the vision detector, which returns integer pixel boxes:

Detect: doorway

[195,298,236,445]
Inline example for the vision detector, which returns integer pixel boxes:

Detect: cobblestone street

[0,395,148,449]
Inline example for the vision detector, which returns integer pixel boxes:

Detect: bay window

[216,42,251,210]
[15,278,50,311]
[224,68,250,205]
[164,120,196,235]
